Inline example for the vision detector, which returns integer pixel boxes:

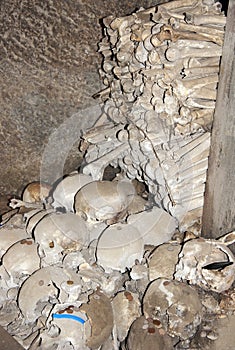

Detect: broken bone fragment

[96,222,144,273]
[148,242,181,281]
[111,290,141,341]
[80,289,113,349]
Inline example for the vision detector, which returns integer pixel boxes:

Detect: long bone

[158,0,201,10]
[190,86,217,100]
[173,74,218,100]
[172,132,210,160]
[184,13,226,26]
[182,65,219,77]
[166,41,222,61]
[9,199,43,210]
[184,56,220,69]
[151,24,222,46]
[83,123,120,143]
[170,18,224,45]
[184,97,216,108]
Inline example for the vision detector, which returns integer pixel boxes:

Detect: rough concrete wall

[0,0,162,196]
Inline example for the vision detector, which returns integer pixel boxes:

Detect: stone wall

[0,0,163,195]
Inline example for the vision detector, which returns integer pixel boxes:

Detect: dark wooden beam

[0,326,24,350]
[202,0,235,239]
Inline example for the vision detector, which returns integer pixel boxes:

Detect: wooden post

[202,0,235,239]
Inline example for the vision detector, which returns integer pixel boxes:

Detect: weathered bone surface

[0,227,29,258]
[74,179,137,224]
[80,289,114,349]
[22,182,52,204]
[148,242,181,280]
[33,212,89,265]
[126,315,175,350]
[127,206,177,246]
[96,222,144,272]
[0,1,231,350]
[30,308,90,350]
[52,172,94,212]
[174,237,235,292]
[111,291,141,341]
[143,278,203,339]
[81,0,225,232]
[1,239,40,285]
[18,266,82,323]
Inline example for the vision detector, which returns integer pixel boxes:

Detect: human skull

[74,180,136,224]
[18,266,82,323]
[96,222,144,273]
[174,237,235,292]
[52,172,93,212]
[1,239,40,284]
[143,278,202,339]
[126,315,175,350]
[33,212,89,265]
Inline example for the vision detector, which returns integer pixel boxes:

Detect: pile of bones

[1,0,235,349]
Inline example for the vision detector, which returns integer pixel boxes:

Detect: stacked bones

[1,1,235,350]
[81,0,226,231]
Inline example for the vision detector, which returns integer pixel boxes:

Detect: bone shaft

[185,13,226,26]
[83,143,128,179]
[185,98,216,108]
[186,56,220,68]
[171,19,225,37]
[166,45,222,61]
[181,74,218,89]
[175,132,210,159]
[183,66,219,77]
[191,87,217,100]
[159,0,199,10]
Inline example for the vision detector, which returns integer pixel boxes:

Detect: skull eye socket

[202,261,233,271]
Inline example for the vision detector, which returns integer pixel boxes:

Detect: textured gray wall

[0,0,164,195]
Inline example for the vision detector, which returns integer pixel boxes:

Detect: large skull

[143,278,202,340]
[174,237,235,292]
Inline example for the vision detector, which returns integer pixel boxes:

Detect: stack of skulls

[81,0,226,232]
[0,178,235,349]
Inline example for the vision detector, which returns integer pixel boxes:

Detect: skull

[174,237,235,292]
[143,278,202,339]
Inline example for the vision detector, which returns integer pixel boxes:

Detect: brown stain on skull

[79,290,113,349]
[22,181,51,203]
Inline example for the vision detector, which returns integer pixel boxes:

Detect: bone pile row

[1,176,235,349]
[81,0,226,232]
